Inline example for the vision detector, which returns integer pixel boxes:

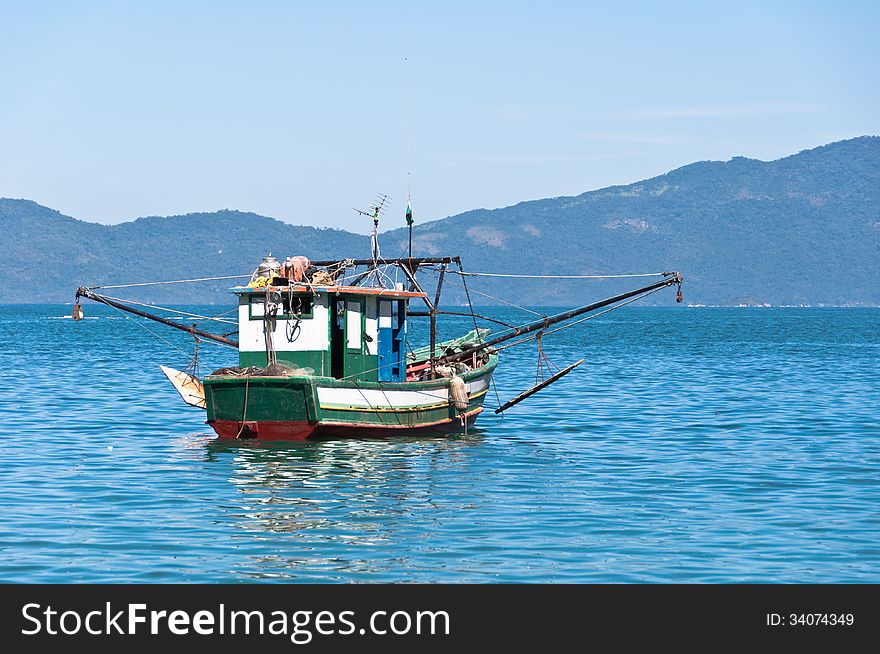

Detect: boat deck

[230,284,427,299]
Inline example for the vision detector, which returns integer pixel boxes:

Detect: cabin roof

[230,284,427,299]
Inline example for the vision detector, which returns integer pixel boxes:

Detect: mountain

[381,136,880,306]
[2,136,879,306]
[0,203,366,304]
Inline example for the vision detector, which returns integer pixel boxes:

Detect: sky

[1,1,878,233]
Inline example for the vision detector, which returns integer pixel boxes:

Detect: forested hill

[381,135,880,306]
[2,136,878,305]
[0,202,367,303]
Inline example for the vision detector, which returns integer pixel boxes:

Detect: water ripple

[0,306,878,581]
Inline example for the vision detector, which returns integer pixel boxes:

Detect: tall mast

[404,57,414,259]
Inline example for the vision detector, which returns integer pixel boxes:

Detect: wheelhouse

[232,284,424,382]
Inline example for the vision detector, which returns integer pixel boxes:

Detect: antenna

[404,57,414,258]
[353,193,392,222]
[354,194,392,265]
[405,57,412,204]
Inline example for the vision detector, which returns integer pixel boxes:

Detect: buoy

[72,302,84,320]
[449,376,468,412]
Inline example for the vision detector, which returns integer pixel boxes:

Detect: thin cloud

[621,101,828,120]
[578,132,698,145]
[451,151,641,165]
[576,132,772,151]
[495,101,828,124]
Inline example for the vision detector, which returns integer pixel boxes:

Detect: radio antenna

[354,194,392,265]
[404,57,414,258]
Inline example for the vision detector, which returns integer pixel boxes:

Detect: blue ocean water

[0,304,878,583]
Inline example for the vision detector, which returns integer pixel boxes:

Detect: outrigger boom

[75,286,239,348]
[440,272,683,366]
[494,358,585,414]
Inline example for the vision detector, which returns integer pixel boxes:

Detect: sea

[0,305,878,583]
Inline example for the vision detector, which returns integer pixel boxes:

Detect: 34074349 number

[766,613,854,626]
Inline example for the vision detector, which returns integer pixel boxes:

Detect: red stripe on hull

[209,420,316,441]
[208,409,482,441]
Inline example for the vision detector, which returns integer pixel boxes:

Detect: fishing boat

[73,199,682,441]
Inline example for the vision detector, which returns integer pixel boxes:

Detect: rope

[87,274,252,290]
[450,271,670,280]
[361,263,398,289]
[542,285,668,336]
[183,335,201,380]
[534,332,561,384]
[337,356,434,385]
[235,376,250,438]
[284,287,304,343]
[194,306,239,328]
[491,376,504,417]
[423,267,546,318]
[326,262,399,289]
[493,284,668,352]
[457,260,483,340]
[97,295,238,325]
[263,288,278,366]
[100,299,192,358]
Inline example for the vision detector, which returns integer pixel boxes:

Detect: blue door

[377,299,406,381]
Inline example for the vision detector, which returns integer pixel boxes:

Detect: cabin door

[342,297,367,379]
[378,299,405,381]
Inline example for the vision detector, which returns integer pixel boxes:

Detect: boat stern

[203,374,320,440]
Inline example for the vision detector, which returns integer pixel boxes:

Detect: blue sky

[1,1,877,232]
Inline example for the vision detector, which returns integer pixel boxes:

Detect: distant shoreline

[3,303,878,309]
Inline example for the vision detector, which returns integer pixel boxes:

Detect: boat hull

[209,408,484,441]
[203,356,497,441]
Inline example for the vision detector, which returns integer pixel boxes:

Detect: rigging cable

[449,271,671,280]
[493,284,669,352]
[457,259,507,415]
[422,267,546,318]
[96,295,238,325]
[542,284,669,337]
[86,273,252,290]
[235,375,251,439]
[98,299,194,358]
[456,260,483,338]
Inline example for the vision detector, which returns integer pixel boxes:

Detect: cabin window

[345,300,362,349]
[281,294,313,318]
[248,294,313,320]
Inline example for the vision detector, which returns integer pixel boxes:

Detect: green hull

[204,355,498,440]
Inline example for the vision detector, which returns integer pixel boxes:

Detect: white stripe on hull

[317,372,492,410]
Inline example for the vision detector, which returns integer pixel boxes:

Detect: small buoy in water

[72,302,84,320]
[449,376,469,412]
[107,446,113,451]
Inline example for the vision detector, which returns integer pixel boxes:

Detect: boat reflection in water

[202,434,485,580]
